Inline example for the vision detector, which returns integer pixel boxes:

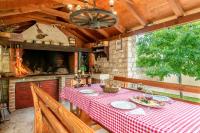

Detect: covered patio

[0,0,200,133]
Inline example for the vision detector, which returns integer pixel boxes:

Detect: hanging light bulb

[109,0,115,7]
[113,10,117,15]
[83,0,88,3]
[83,0,89,8]
[67,4,73,11]
[76,5,82,10]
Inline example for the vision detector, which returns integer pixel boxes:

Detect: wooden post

[89,53,95,68]
[74,52,78,73]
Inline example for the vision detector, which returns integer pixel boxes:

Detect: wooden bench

[31,83,94,133]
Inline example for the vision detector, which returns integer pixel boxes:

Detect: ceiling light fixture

[69,0,118,29]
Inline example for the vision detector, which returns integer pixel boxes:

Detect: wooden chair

[30,83,94,133]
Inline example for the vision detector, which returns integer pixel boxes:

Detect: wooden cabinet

[15,82,35,109]
[39,80,59,101]
[92,46,109,60]
[15,80,58,109]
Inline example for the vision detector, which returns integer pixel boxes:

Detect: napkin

[127,108,146,115]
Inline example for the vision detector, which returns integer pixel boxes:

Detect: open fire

[15,48,30,77]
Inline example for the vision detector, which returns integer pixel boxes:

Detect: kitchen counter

[92,74,110,80]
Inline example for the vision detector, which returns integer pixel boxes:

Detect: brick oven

[6,48,79,111]
[0,24,91,112]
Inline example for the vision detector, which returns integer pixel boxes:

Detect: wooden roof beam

[50,0,83,6]
[79,29,99,41]
[59,27,89,42]
[0,7,39,18]
[167,0,184,17]
[119,0,147,26]
[39,6,69,20]
[114,24,126,33]
[0,4,64,18]
[27,15,93,42]
[104,11,200,41]
[65,29,89,42]
[0,16,33,26]
[97,29,110,38]
[38,7,108,39]
[26,15,75,28]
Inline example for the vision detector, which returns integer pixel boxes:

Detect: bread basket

[101,85,119,93]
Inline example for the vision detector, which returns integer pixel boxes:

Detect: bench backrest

[31,83,94,133]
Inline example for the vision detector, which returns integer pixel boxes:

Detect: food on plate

[131,95,165,108]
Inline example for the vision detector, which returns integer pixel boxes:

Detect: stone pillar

[9,80,16,112]
[95,36,137,86]
[0,47,10,73]
[59,76,66,103]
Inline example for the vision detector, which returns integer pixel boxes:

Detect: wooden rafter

[50,0,83,6]
[79,29,99,41]
[105,11,200,41]
[66,29,89,42]
[26,14,90,42]
[39,7,112,39]
[0,4,64,18]
[0,7,39,18]
[0,16,33,26]
[96,29,110,38]
[114,24,126,33]
[26,15,75,28]
[167,0,184,17]
[28,14,103,41]
[0,0,48,9]
[39,6,69,20]
[119,0,147,26]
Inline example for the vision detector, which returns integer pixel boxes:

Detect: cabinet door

[15,80,59,109]
[39,80,59,101]
[15,82,37,109]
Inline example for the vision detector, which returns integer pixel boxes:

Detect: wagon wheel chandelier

[68,0,118,29]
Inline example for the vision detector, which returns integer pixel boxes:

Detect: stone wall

[0,46,11,73]
[95,36,136,85]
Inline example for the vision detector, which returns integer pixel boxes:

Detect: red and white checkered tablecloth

[60,84,131,113]
[60,84,200,133]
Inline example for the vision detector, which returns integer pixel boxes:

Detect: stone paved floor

[0,102,108,133]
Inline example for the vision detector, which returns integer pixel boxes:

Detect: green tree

[136,22,200,97]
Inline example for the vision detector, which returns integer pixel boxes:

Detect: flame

[15,48,29,77]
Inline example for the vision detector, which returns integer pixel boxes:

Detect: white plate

[111,101,136,110]
[79,89,96,94]
[153,95,170,102]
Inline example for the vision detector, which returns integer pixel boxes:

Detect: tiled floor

[0,102,108,133]
[0,108,34,133]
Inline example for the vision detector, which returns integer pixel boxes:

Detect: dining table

[60,84,200,133]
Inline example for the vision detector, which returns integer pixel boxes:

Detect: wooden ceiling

[1,0,200,43]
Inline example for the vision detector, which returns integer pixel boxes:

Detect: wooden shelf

[0,41,92,53]
[92,46,109,60]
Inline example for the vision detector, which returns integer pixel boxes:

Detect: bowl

[103,86,119,93]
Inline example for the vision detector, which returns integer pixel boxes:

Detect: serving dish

[130,96,165,108]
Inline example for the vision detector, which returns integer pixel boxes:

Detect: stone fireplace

[0,23,90,112]
[22,49,74,75]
